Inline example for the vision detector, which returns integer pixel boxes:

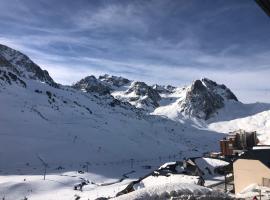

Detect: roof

[239,148,270,168]
[256,0,270,17]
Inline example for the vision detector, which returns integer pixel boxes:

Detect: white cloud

[0,1,269,103]
[1,34,270,103]
[73,3,148,33]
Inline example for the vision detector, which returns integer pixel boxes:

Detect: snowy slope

[207,98,270,144]
[75,74,243,122]
[114,182,230,200]
[209,110,270,144]
[0,44,226,200]
[0,77,223,171]
[0,44,56,86]
[133,174,199,190]
[0,44,223,172]
[1,43,270,199]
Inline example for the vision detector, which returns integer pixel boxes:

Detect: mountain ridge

[0,44,57,87]
[0,44,224,172]
[1,43,270,200]
[1,43,269,123]
[1,43,268,124]
[74,74,239,120]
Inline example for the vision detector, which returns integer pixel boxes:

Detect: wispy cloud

[73,4,148,33]
[0,0,270,103]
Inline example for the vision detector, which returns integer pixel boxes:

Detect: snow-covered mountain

[0,44,57,87]
[73,75,111,95]
[153,78,238,120]
[74,72,270,144]
[1,43,270,165]
[74,74,238,120]
[209,110,270,143]
[0,44,223,172]
[1,44,270,200]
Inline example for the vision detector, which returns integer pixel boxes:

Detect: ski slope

[1,43,270,199]
[209,109,270,144]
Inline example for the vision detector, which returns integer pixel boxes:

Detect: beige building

[233,148,270,194]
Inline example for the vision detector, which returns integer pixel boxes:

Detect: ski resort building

[233,147,270,194]
[220,130,258,156]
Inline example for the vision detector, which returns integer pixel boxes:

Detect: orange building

[220,130,258,157]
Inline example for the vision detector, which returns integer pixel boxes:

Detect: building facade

[233,148,270,194]
[220,130,258,157]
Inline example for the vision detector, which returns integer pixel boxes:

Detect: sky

[0,0,270,103]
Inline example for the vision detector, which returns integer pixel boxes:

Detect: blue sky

[0,0,270,102]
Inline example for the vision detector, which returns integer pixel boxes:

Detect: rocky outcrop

[73,75,111,95]
[201,78,238,101]
[152,84,176,94]
[0,44,57,87]
[0,69,26,87]
[98,74,130,87]
[125,81,161,108]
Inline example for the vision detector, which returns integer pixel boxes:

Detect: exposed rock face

[0,44,57,87]
[179,78,238,120]
[152,84,167,94]
[98,74,130,87]
[201,78,238,101]
[166,85,177,93]
[73,75,111,95]
[125,81,161,108]
[0,54,16,70]
[0,43,241,121]
[0,69,26,87]
[152,84,176,94]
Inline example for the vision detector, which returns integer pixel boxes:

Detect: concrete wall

[233,159,270,193]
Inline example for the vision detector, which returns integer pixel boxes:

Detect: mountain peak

[152,84,176,94]
[98,74,131,87]
[73,75,111,95]
[0,43,240,121]
[200,78,238,101]
[0,44,57,87]
[179,78,238,120]
[125,81,161,108]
